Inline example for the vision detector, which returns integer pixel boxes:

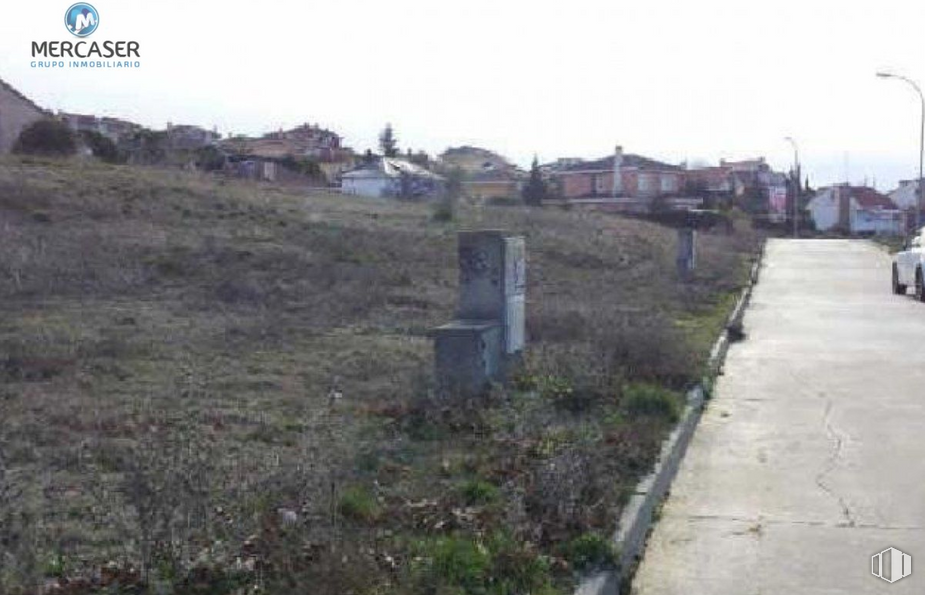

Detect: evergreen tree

[522,156,547,206]
[378,123,398,157]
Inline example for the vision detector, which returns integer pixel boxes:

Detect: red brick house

[547,146,683,200]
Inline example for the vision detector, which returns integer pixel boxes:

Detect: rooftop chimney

[613,145,624,197]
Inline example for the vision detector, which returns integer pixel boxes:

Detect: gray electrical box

[457,231,525,354]
[432,320,502,395]
[432,231,526,397]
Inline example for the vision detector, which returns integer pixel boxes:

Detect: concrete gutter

[575,243,766,595]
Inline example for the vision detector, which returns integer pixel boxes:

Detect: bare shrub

[86,415,220,589]
[231,393,363,593]
[523,442,617,544]
[0,399,40,594]
[589,314,697,388]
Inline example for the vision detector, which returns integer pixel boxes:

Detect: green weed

[338,485,381,523]
[622,383,681,422]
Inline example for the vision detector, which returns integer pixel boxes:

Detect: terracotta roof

[550,153,681,173]
[220,138,296,159]
[441,145,498,157]
[270,123,340,139]
[851,186,896,209]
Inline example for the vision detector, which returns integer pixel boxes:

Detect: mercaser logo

[65,3,99,38]
[872,547,912,584]
[31,4,140,68]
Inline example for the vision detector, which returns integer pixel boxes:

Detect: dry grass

[0,156,762,594]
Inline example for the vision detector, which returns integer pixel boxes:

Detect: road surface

[632,239,925,594]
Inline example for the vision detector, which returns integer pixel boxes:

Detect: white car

[893,228,925,300]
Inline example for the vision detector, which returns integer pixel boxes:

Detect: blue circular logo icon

[64,3,99,37]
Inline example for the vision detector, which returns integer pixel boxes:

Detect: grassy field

[0,156,762,594]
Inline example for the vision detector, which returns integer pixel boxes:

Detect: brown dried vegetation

[0,156,761,594]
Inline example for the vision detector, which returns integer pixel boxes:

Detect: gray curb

[575,243,766,595]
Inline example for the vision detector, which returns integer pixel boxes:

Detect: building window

[660,175,676,193]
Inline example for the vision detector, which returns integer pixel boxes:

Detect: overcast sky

[4,0,925,189]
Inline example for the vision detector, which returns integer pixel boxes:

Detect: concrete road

[632,239,925,594]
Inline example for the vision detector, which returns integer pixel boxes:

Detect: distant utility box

[676,228,696,280]
[432,231,526,396]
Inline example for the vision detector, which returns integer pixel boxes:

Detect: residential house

[227,157,281,182]
[686,157,790,219]
[58,111,142,142]
[265,123,344,160]
[219,123,354,184]
[60,112,143,143]
[439,146,525,200]
[98,117,142,142]
[889,179,922,210]
[440,146,513,172]
[463,168,525,200]
[220,136,296,162]
[220,138,296,183]
[0,78,50,152]
[720,157,768,174]
[683,157,784,197]
[59,111,100,135]
[716,157,786,199]
[546,146,683,205]
[165,123,220,150]
[888,179,924,231]
[683,166,735,195]
[807,184,904,235]
[341,158,445,198]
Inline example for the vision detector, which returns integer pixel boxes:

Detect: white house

[807,185,904,235]
[341,158,444,198]
[888,179,923,211]
[341,166,391,197]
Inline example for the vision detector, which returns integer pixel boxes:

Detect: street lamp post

[785,136,800,238]
[877,71,925,231]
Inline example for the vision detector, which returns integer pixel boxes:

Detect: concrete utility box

[432,320,502,396]
[677,228,696,280]
[431,230,527,397]
[456,231,526,354]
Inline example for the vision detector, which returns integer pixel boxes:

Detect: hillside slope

[0,157,761,594]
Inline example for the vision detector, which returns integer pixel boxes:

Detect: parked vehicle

[893,227,925,300]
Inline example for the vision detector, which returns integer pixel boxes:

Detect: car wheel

[916,268,925,302]
[893,264,907,295]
